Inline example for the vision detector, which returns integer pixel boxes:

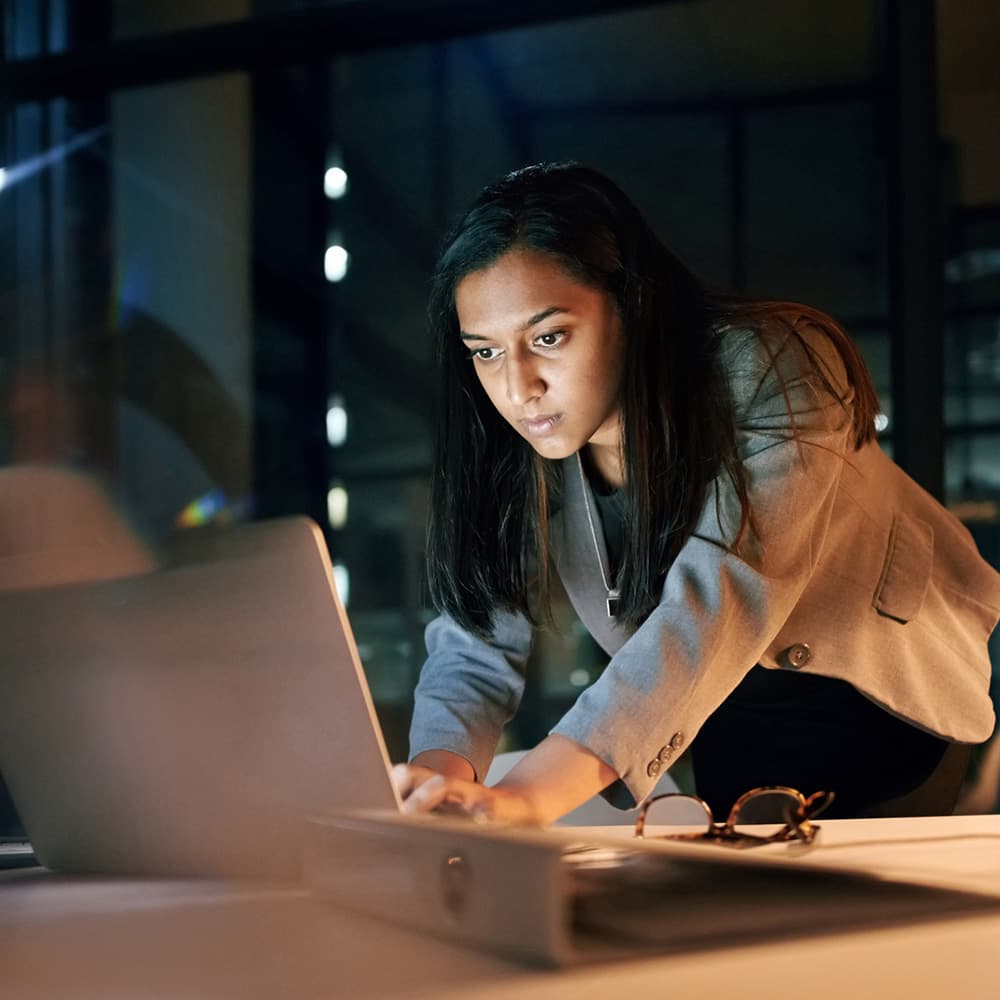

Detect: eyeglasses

[634,786,834,849]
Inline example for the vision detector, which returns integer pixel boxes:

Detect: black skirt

[690,665,953,819]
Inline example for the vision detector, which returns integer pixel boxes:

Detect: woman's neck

[583,441,624,491]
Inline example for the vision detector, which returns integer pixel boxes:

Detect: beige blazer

[411,319,1000,808]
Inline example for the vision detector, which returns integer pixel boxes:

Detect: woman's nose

[505,357,544,405]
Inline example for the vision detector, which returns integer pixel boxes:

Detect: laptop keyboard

[0,837,37,869]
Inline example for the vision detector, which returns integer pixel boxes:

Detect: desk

[3,815,1000,999]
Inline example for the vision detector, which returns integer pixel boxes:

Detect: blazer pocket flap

[873,511,933,623]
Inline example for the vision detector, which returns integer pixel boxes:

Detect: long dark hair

[426,162,878,636]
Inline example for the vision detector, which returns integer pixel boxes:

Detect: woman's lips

[521,413,563,437]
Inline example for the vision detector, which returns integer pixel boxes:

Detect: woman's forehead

[454,249,604,330]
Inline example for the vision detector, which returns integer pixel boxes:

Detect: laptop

[0,516,402,878]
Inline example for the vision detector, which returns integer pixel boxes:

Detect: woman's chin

[523,434,578,461]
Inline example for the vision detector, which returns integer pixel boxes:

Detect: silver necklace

[576,452,621,617]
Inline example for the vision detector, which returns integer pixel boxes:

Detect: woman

[392,162,1000,824]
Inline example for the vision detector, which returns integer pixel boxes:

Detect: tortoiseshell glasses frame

[634,786,835,849]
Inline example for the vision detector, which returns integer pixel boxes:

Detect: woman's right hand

[390,762,540,824]
[388,763,442,798]
[391,749,477,817]
[391,750,476,815]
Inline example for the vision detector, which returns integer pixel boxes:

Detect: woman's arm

[393,734,618,824]
[408,609,533,783]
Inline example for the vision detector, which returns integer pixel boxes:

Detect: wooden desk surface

[3,815,1000,999]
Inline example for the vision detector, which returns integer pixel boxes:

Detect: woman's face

[454,249,626,469]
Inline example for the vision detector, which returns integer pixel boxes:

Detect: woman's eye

[535,331,564,348]
[472,347,499,361]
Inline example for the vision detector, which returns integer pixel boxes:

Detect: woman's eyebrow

[460,306,570,341]
[519,306,569,330]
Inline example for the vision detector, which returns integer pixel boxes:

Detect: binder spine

[305,813,573,965]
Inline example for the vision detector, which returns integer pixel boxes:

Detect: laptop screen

[0,516,400,878]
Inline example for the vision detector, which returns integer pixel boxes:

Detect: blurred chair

[0,465,155,592]
[485,749,679,826]
[956,730,1000,815]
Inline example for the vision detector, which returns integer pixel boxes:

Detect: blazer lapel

[551,455,634,656]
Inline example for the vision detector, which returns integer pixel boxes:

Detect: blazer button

[647,759,662,778]
[657,745,673,764]
[785,643,812,668]
[669,731,685,750]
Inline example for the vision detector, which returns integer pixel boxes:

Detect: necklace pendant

[606,590,621,618]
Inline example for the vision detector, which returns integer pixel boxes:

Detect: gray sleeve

[408,609,533,781]
[552,323,856,809]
